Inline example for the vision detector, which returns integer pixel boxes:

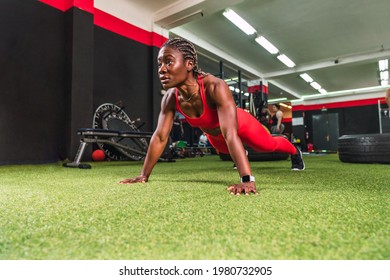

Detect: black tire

[219,134,290,162]
[220,146,289,161]
[247,147,289,161]
[219,153,233,161]
[338,134,390,164]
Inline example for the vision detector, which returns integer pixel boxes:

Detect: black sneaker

[291,147,305,171]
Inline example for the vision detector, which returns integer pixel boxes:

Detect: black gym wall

[293,104,379,151]
[304,104,380,136]
[0,0,161,164]
[0,0,67,164]
[93,27,155,129]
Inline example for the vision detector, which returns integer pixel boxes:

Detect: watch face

[93,103,148,161]
[241,175,250,183]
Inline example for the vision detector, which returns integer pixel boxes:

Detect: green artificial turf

[0,154,388,260]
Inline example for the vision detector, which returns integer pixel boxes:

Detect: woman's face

[272,105,278,112]
[157,46,193,89]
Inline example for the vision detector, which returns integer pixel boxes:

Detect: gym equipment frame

[64,103,172,169]
[63,128,156,169]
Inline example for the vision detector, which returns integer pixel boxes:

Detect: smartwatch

[241,175,255,183]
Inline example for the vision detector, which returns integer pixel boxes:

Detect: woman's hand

[227,182,257,195]
[119,175,148,184]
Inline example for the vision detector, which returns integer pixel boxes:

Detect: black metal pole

[238,70,242,108]
[219,61,224,79]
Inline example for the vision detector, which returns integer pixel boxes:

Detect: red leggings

[206,108,296,155]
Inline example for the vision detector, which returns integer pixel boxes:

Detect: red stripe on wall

[39,0,73,11]
[73,0,94,14]
[39,1,167,47]
[39,0,93,13]
[152,32,169,48]
[293,98,386,111]
[94,9,167,48]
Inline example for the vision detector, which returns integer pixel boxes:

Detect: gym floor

[0,154,388,259]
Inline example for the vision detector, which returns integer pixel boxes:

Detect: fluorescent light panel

[300,85,388,100]
[380,71,389,80]
[300,72,328,94]
[255,36,279,54]
[299,73,313,83]
[379,59,389,86]
[277,54,295,68]
[310,81,322,90]
[279,103,292,109]
[223,9,256,35]
[268,97,287,103]
[379,59,388,71]
[318,88,327,94]
[222,9,299,72]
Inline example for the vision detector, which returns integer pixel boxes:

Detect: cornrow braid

[162,37,207,78]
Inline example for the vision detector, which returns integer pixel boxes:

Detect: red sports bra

[175,76,220,130]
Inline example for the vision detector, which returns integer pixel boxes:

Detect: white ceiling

[137,0,390,102]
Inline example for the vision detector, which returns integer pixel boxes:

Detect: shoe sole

[292,167,305,171]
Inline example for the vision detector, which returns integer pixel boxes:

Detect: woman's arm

[276,110,283,131]
[209,78,256,195]
[119,91,175,184]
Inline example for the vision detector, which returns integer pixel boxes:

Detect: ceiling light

[380,71,389,80]
[379,59,388,71]
[279,103,292,109]
[277,54,295,68]
[310,82,322,90]
[300,73,327,93]
[301,85,387,100]
[318,88,327,94]
[255,36,279,54]
[223,9,256,35]
[228,86,241,93]
[299,73,313,83]
[381,80,388,86]
[224,77,238,82]
[268,97,287,103]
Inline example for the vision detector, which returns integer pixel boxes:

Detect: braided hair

[162,37,207,77]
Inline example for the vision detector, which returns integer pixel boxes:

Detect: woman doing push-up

[119,37,305,195]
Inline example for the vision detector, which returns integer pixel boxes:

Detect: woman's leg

[237,109,296,155]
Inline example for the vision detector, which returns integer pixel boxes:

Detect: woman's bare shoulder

[203,74,224,87]
[161,88,177,110]
[202,74,233,107]
[203,74,229,96]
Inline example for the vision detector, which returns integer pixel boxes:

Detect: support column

[64,7,94,159]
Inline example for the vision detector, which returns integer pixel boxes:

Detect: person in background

[259,106,271,131]
[119,37,305,195]
[171,114,184,142]
[198,132,209,147]
[270,104,285,134]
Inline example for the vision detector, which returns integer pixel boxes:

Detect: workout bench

[63,128,159,169]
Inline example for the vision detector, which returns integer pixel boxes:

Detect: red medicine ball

[92,149,105,161]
